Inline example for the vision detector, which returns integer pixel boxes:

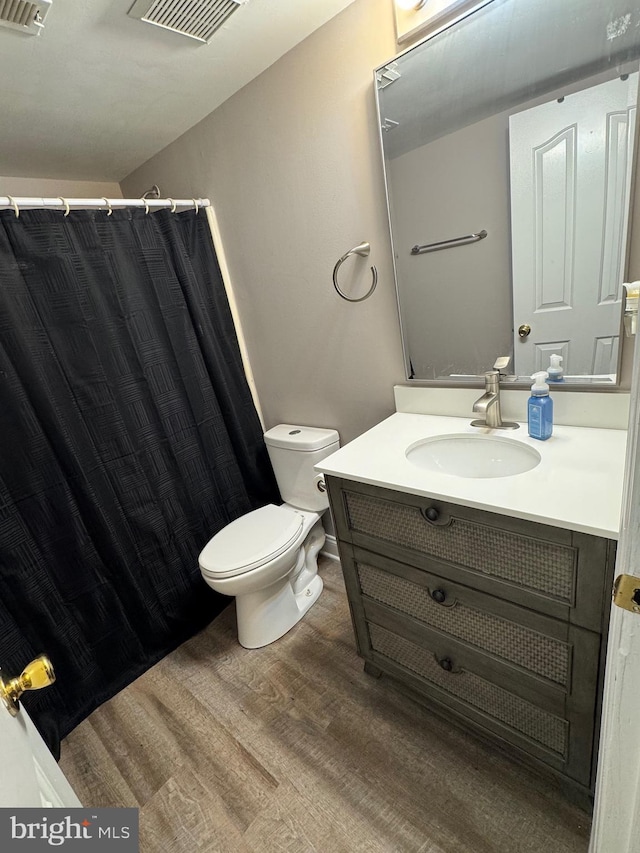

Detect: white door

[589,325,640,850]
[510,74,637,377]
[0,658,81,807]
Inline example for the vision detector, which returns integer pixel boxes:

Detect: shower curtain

[0,207,279,755]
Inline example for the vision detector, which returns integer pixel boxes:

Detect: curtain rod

[0,197,211,215]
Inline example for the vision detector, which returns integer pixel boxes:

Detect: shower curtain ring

[57,197,70,217]
[6,196,19,218]
[142,197,150,214]
[192,198,199,214]
[102,198,113,216]
[168,198,177,213]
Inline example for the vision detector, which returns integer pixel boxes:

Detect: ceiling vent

[0,0,51,35]
[128,0,248,44]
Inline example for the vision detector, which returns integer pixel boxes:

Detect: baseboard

[320,534,340,562]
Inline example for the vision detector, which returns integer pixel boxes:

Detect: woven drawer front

[358,563,570,686]
[345,491,575,601]
[369,623,568,756]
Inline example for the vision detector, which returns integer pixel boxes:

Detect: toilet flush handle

[315,475,326,493]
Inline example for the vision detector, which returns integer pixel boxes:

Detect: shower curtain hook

[192,199,199,214]
[141,197,150,215]
[57,197,70,217]
[101,198,113,216]
[168,198,177,214]
[6,196,19,218]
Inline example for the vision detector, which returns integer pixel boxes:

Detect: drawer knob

[431,588,447,604]
[439,657,453,672]
[424,507,439,522]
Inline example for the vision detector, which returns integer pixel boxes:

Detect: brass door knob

[0,656,56,717]
[518,324,531,338]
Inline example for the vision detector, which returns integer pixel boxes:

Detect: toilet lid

[199,504,304,577]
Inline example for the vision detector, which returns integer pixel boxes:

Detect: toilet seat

[199,504,304,579]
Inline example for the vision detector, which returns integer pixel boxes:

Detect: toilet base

[236,573,323,649]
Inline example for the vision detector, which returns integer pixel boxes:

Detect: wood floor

[60,559,591,853]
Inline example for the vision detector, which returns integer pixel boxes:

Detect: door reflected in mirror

[376,0,640,384]
[510,75,637,378]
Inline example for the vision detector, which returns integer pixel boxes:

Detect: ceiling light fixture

[395,0,427,11]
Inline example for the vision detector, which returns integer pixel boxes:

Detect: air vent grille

[128,0,246,43]
[0,0,51,35]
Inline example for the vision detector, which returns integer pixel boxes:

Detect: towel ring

[332,242,378,303]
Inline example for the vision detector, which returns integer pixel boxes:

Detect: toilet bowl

[198,425,339,648]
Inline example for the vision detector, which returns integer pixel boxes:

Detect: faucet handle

[493,356,511,372]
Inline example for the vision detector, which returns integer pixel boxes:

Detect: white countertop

[315,413,627,539]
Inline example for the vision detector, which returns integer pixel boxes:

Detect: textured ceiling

[0,0,355,182]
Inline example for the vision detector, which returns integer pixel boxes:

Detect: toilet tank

[264,424,340,512]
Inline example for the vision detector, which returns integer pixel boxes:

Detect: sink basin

[406,433,541,479]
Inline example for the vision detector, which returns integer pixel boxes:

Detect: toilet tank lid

[264,424,339,452]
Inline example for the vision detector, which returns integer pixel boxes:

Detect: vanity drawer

[364,620,587,777]
[328,477,614,632]
[362,604,596,786]
[348,548,583,690]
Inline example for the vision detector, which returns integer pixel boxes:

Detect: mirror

[376,0,640,384]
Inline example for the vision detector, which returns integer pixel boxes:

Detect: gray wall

[388,111,513,379]
[122,0,404,445]
[0,177,122,197]
[122,0,640,445]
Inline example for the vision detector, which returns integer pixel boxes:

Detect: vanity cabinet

[325,476,616,805]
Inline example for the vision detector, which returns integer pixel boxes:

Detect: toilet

[198,424,340,648]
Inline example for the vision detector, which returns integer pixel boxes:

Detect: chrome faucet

[471,357,519,430]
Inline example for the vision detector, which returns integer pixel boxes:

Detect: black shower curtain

[0,207,279,754]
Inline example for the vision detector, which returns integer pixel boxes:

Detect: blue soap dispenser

[528,372,553,440]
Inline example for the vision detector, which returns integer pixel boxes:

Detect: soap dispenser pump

[548,354,564,382]
[528,372,553,441]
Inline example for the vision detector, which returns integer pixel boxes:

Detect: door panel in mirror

[510,75,637,379]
